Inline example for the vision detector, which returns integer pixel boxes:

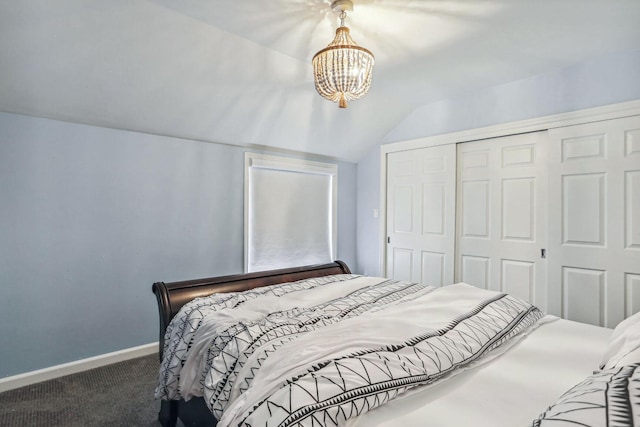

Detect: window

[244,153,337,272]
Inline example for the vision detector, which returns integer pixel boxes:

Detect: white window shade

[245,153,337,272]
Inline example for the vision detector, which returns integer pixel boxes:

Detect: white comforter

[157,275,546,426]
[155,274,362,401]
[347,317,612,427]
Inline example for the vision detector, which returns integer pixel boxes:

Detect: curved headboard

[152,260,351,359]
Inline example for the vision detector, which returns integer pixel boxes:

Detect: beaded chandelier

[312,0,374,109]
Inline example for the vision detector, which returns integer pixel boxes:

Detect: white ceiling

[1,0,639,162]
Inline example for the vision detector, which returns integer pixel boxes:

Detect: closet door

[386,144,456,286]
[547,115,640,328]
[456,132,548,309]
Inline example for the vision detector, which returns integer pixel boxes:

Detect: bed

[152,261,640,427]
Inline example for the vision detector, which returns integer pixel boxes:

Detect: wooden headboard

[152,260,351,359]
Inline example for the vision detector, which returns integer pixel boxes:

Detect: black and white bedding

[156,274,547,426]
[531,312,640,427]
[532,364,640,426]
[156,274,361,401]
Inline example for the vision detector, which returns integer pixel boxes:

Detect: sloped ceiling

[1,0,639,162]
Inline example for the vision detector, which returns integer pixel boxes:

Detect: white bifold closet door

[386,144,456,286]
[547,115,640,328]
[455,132,548,310]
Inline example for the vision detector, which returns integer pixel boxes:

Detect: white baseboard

[0,342,158,393]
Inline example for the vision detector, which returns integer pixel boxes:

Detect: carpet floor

[0,354,175,427]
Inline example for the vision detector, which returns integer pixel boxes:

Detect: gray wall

[0,112,357,378]
[356,49,640,277]
[356,147,381,277]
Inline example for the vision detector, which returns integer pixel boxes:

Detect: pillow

[532,364,640,426]
[599,310,640,369]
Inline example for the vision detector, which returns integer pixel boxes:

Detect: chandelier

[312,0,374,109]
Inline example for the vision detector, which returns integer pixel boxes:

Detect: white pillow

[600,311,640,369]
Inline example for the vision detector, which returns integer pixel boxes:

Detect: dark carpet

[0,354,176,427]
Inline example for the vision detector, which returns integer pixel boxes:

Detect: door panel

[461,180,490,238]
[562,173,605,246]
[422,183,445,235]
[627,273,640,318]
[390,247,412,282]
[455,131,548,309]
[386,144,456,285]
[393,185,414,233]
[461,255,490,289]
[548,115,640,327]
[562,266,605,326]
[627,171,640,249]
[502,178,534,241]
[502,259,534,302]
[421,251,444,285]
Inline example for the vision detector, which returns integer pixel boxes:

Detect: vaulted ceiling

[1,0,639,162]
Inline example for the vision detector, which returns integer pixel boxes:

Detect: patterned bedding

[532,310,640,427]
[155,274,361,401]
[156,274,546,426]
[532,364,640,426]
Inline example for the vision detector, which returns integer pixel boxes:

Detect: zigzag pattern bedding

[155,274,360,400]
[156,275,545,426]
[205,278,435,418]
[532,364,640,427]
[218,285,542,427]
[204,280,543,426]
